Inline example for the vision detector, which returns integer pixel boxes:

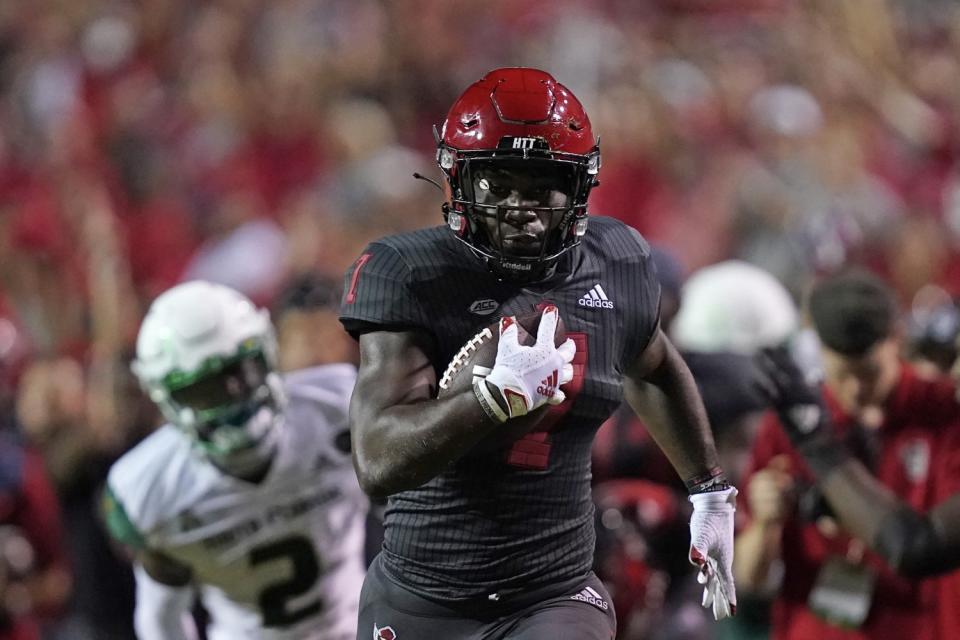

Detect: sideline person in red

[735,270,960,640]
[0,431,70,640]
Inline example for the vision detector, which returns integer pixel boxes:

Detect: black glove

[754,346,849,477]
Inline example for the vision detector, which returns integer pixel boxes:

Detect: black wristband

[685,467,731,494]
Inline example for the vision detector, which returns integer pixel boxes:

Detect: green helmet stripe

[161,338,263,391]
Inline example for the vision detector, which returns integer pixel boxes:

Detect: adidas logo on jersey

[537,370,559,398]
[578,284,613,309]
[571,586,610,610]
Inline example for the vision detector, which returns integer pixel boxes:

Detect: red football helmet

[436,67,601,279]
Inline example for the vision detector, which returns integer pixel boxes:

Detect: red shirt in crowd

[742,363,960,640]
[0,436,69,640]
[934,424,960,639]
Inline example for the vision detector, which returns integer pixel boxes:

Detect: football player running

[341,68,736,639]
[103,281,366,640]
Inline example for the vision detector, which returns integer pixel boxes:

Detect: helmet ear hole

[438,147,455,170]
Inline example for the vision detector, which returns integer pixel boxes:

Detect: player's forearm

[816,461,897,551]
[134,605,196,640]
[624,340,720,482]
[733,520,784,593]
[350,390,499,497]
[819,461,960,577]
[351,329,508,496]
[133,565,197,640]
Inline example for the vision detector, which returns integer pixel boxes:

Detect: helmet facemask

[439,140,599,281]
[152,341,285,478]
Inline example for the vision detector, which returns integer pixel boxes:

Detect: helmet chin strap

[484,251,562,284]
[490,260,543,282]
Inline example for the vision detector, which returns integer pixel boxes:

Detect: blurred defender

[103,281,366,640]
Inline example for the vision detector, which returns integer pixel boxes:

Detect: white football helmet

[671,260,799,355]
[132,281,286,476]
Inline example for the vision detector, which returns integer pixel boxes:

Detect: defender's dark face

[168,352,274,439]
[169,353,270,412]
[469,161,575,258]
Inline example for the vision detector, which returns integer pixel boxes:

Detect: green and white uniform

[106,364,366,640]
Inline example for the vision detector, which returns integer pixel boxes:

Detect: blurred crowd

[0,0,960,638]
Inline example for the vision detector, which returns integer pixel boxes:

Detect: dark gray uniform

[340,216,661,639]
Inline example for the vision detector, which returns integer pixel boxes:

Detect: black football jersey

[340,216,661,602]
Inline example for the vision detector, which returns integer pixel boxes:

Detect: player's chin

[501,238,544,257]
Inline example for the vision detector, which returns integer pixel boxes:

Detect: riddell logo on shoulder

[579,284,614,309]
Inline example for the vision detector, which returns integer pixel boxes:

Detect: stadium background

[0,0,958,638]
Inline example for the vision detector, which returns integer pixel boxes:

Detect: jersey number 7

[507,332,587,470]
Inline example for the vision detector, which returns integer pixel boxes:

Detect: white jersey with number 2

[108,364,366,640]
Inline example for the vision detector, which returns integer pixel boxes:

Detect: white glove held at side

[477,306,575,421]
[688,486,738,620]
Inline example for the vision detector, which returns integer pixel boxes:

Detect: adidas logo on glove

[537,371,559,398]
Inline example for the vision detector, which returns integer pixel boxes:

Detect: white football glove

[688,486,738,620]
[475,306,575,423]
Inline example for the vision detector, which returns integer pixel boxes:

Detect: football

[437,310,567,454]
